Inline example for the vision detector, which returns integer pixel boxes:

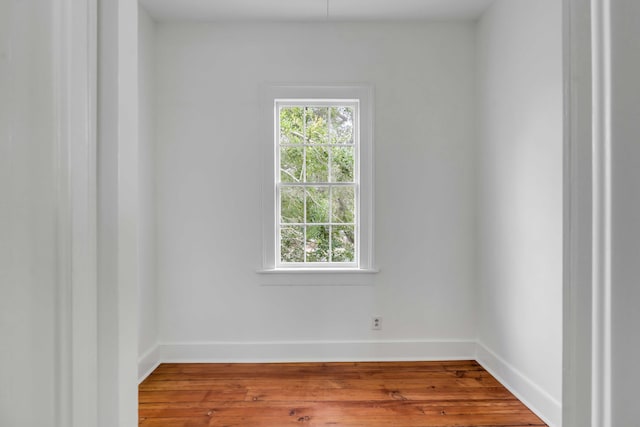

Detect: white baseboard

[138,345,161,384]
[476,342,562,427]
[157,339,476,363]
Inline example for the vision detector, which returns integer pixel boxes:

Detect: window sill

[256,267,379,286]
[257,268,379,274]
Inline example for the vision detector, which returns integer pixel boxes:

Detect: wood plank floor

[139,361,548,426]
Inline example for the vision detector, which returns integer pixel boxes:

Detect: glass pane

[280,107,304,144]
[280,186,304,223]
[329,106,354,144]
[331,225,355,262]
[305,146,329,183]
[280,146,304,183]
[331,187,355,223]
[331,146,354,182]
[306,225,330,262]
[281,226,304,262]
[305,107,328,144]
[306,187,329,223]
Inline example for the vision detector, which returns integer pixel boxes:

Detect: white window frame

[276,99,359,268]
[260,85,375,274]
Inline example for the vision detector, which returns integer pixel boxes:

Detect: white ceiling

[140,0,496,22]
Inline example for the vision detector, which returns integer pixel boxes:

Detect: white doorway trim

[96,0,140,426]
[562,0,593,425]
[54,0,140,426]
[563,0,614,426]
[53,0,98,426]
[589,0,612,426]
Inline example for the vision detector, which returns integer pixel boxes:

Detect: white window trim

[259,84,376,275]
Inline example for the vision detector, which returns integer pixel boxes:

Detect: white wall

[137,5,159,376]
[609,0,640,424]
[154,22,478,359]
[0,1,57,425]
[475,1,563,425]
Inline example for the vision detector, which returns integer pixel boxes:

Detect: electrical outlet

[371,316,382,330]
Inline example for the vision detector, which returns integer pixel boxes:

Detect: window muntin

[276,101,359,268]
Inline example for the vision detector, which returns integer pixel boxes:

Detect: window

[277,101,358,267]
[261,85,374,273]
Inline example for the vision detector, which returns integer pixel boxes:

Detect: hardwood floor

[139,360,548,426]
